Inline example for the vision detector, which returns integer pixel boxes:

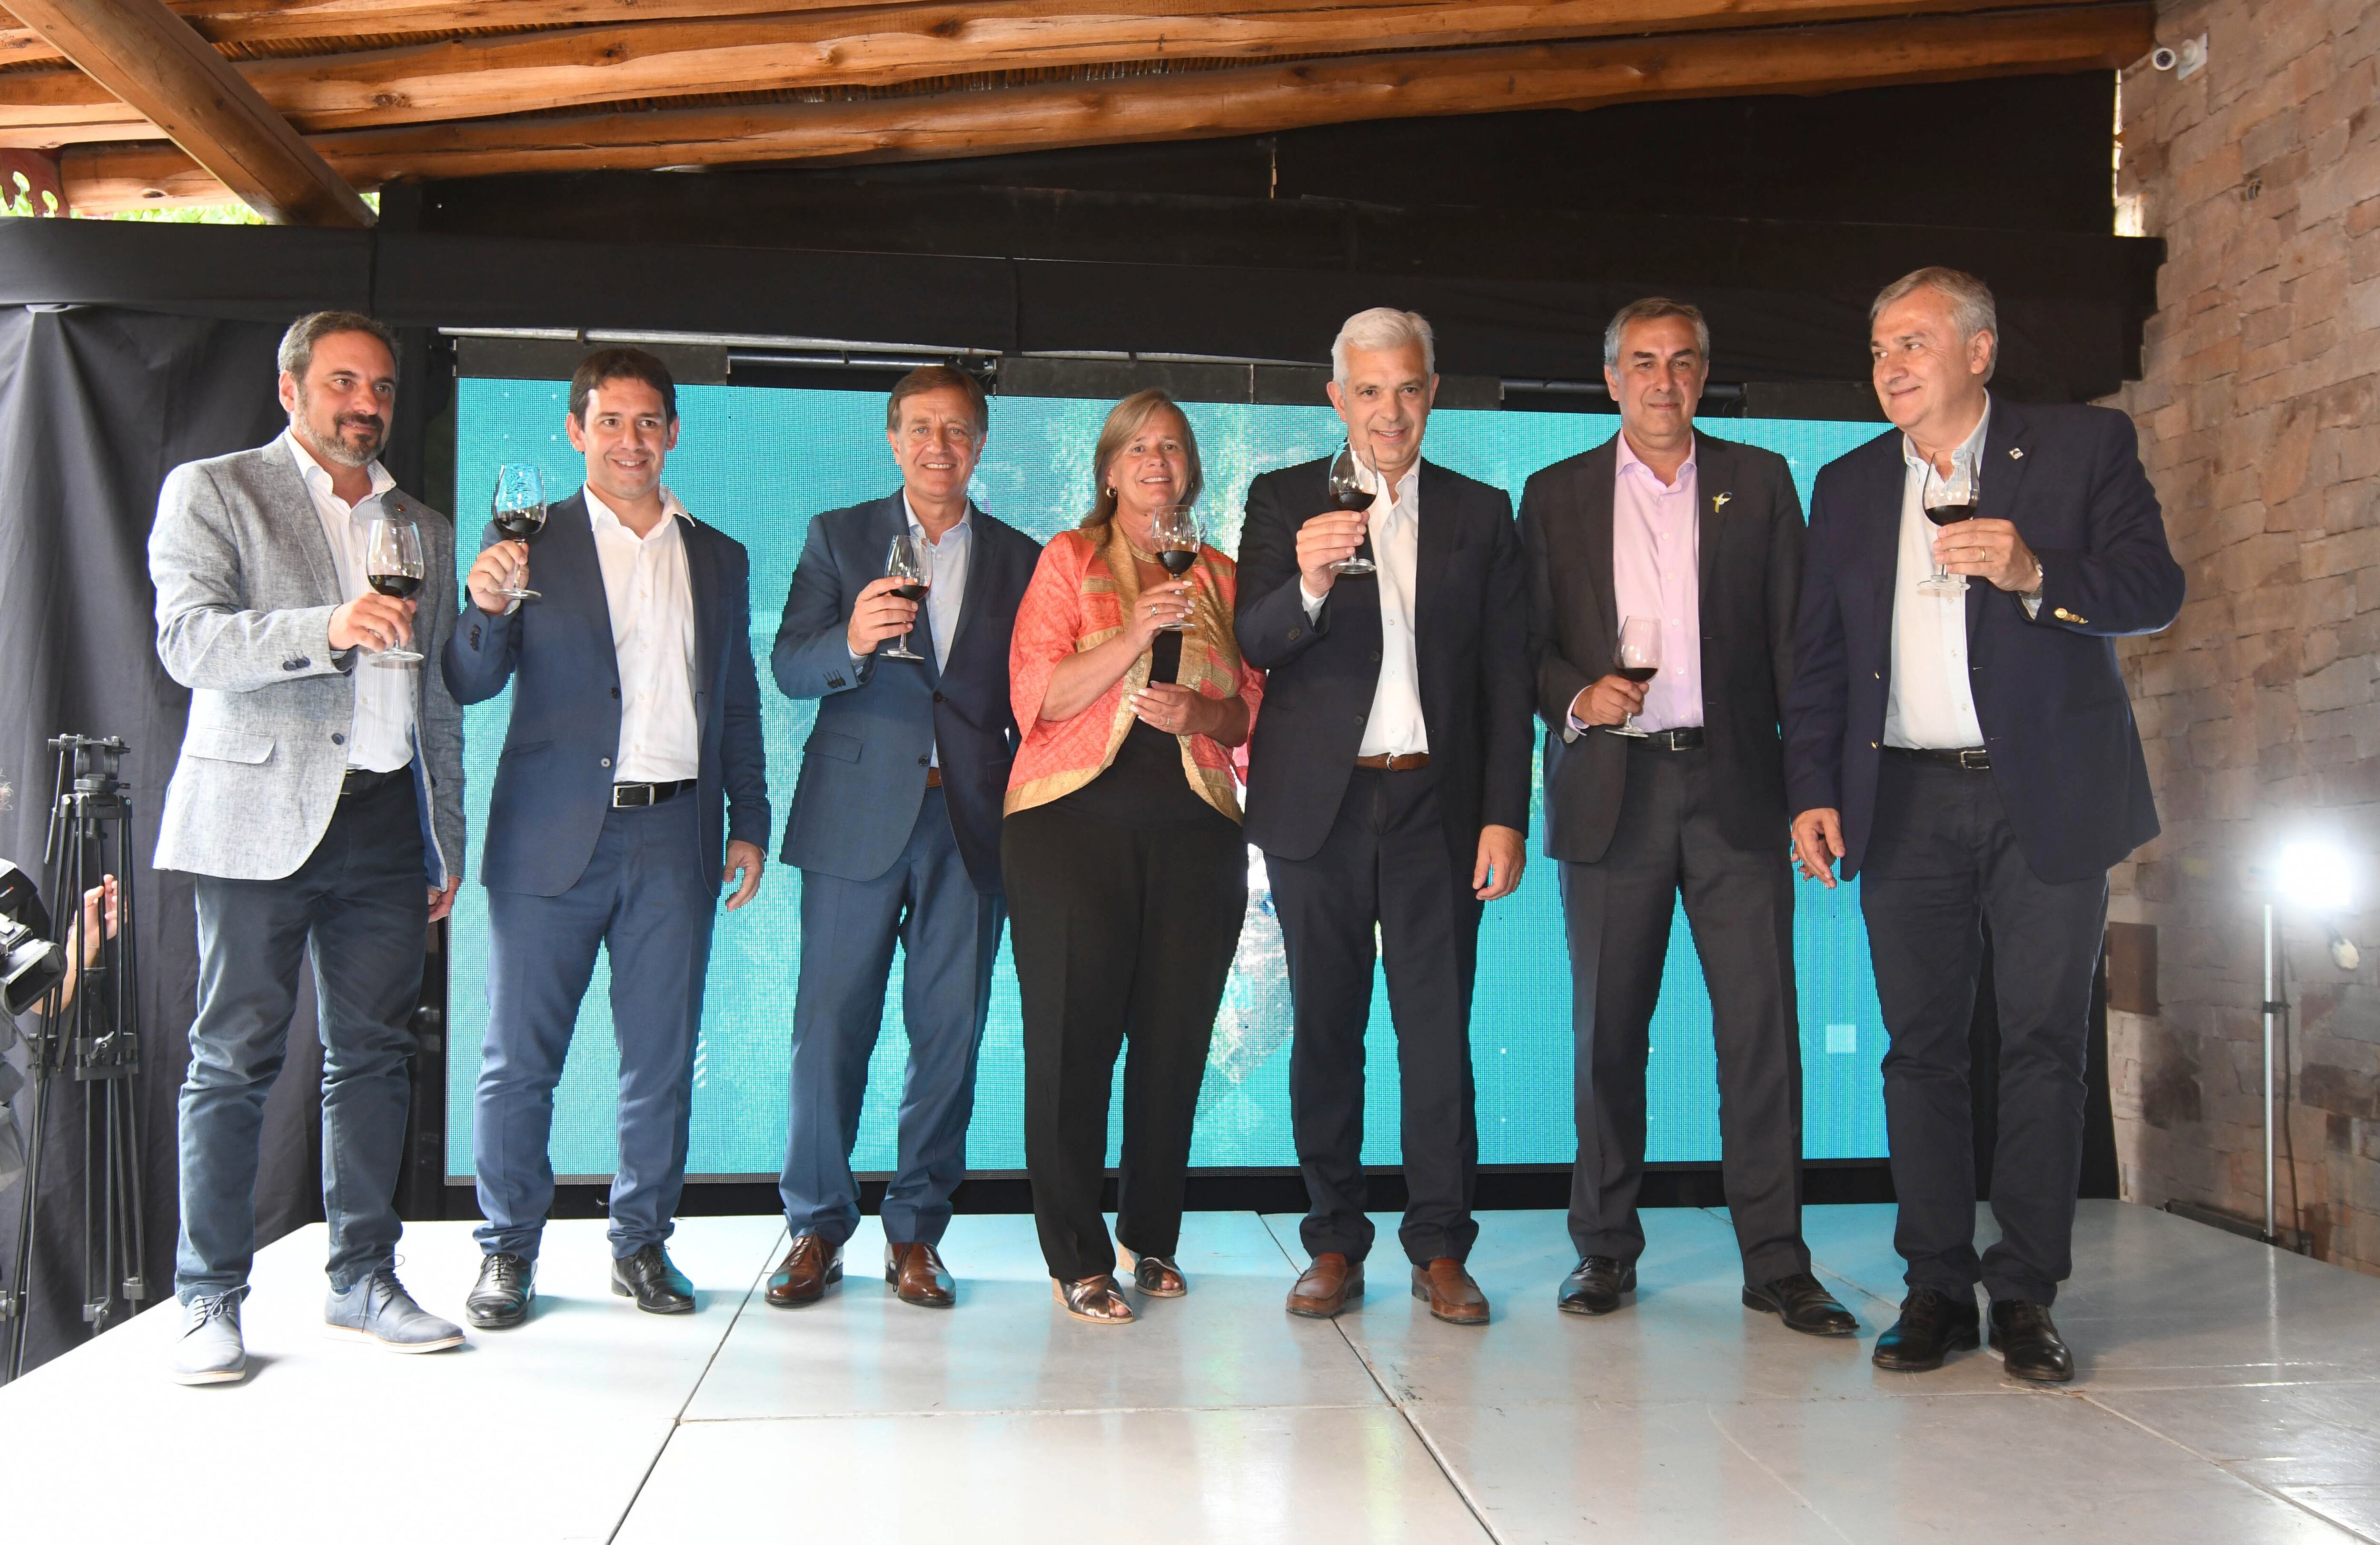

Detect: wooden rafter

[61,5,2152,211]
[7,0,370,222]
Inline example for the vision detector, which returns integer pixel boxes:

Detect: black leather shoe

[1991,1298,2075,1383]
[610,1244,695,1315]
[465,1251,534,1329]
[1872,1287,1982,1371]
[1743,1271,1859,1337]
[1558,1255,1636,1316]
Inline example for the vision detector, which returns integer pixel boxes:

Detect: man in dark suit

[1521,298,1854,1337]
[1237,307,1533,1326]
[445,347,770,1325]
[763,366,1038,1310]
[1786,267,2183,1381]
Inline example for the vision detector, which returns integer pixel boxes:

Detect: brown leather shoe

[1410,1258,1489,1325]
[886,1241,955,1308]
[1287,1252,1365,1318]
[764,1232,841,1307]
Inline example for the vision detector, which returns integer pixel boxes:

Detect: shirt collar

[1902,393,1992,472]
[284,428,395,507]
[902,491,972,545]
[584,481,687,541]
[1616,429,1696,490]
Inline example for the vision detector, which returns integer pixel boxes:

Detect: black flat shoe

[611,1244,695,1315]
[465,1251,534,1329]
[1872,1287,1981,1372]
[1991,1298,2075,1383]
[1743,1271,1859,1337]
[1558,1255,1636,1316]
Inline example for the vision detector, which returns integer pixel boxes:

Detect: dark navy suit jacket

[442,489,771,898]
[1235,455,1534,872]
[1784,400,2184,885]
[771,494,1039,893]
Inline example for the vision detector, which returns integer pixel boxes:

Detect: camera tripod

[2,735,149,1383]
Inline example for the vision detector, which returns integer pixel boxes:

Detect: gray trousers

[1560,742,1808,1285]
[177,774,425,1301]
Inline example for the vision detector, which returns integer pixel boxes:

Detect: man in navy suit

[445,347,770,1324]
[763,366,1039,1310]
[1785,268,2183,1382]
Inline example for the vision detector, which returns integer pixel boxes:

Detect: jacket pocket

[805,729,862,763]
[499,738,554,760]
[184,726,273,764]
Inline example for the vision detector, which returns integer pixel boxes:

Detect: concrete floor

[6,1202,2376,1543]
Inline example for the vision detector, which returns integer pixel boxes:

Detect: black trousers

[1002,802,1246,1282]
[1269,764,1482,1267]
[1861,754,2107,1307]
[1561,742,1807,1284]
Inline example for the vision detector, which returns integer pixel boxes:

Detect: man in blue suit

[444,347,769,1324]
[1786,268,2183,1383]
[764,366,1039,1309]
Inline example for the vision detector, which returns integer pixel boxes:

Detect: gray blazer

[149,434,465,885]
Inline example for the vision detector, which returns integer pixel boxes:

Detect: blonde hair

[1080,390,1203,529]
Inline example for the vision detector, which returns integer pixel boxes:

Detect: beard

[294,389,387,468]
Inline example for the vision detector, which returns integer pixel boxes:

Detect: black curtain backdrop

[0,305,331,1376]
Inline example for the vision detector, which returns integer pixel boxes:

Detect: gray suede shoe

[324,1268,465,1354]
[169,1291,248,1385]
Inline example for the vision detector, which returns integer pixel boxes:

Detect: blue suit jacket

[1784,400,2184,885]
[772,493,1039,893]
[442,490,771,898]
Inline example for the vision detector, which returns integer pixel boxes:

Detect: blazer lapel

[551,494,622,689]
[941,502,991,665]
[681,513,722,716]
[261,438,347,607]
[1412,459,1454,647]
[1693,433,1728,622]
[1580,441,1619,663]
[1970,398,2033,642]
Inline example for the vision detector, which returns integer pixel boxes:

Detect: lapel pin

[2009,447,2025,460]
[1713,492,1731,511]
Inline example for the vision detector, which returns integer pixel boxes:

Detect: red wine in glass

[1325,441,1378,576]
[491,463,546,600]
[881,533,930,661]
[1157,548,1197,578]
[368,571,421,602]
[1616,665,1657,684]
[362,515,426,665]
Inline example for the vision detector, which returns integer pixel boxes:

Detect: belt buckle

[1958,749,1989,771]
[612,783,647,809]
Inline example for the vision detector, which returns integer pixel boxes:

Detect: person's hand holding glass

[360,515,425,666]
[879,533,933,663]
[1919,449,1978,596]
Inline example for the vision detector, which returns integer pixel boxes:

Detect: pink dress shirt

[1599,431,1704,732]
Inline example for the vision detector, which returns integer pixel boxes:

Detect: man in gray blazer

[149,311,467,1385]
[1520,298,1852,1337]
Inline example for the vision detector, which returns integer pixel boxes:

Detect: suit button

[1288,627,1303,641]
[1355,713,1366,725]
[331,733,345,745]
[600,757,611,768]
[917,755,929,766]
[1370,650,1382,663]
[933,692,945,703]
[611,687,621,699]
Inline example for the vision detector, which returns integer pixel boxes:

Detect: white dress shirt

[285,431,413,774]
[1884,400,1991,750]
[585,483,702,783]
[1301,459,1428,757]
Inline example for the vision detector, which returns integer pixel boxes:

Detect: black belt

[1882,745,1992,771]
[340,766,408,797]
[612,778,696,808]
[1623,726,1705,752]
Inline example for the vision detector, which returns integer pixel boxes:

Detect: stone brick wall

[2102,0,2380,1273]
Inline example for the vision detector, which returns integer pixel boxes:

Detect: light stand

[2255,842,2356,1254]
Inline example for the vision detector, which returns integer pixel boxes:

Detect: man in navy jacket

[763,367,1038,1310]
[445,348,770,1325]
[1785,268,2182,1382]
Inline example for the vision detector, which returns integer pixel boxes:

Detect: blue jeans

[177,775,426,1302]
[474,793,715,1262]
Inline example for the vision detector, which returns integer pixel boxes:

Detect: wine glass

[880,533,931,662]
[1325,441,1378,576]
[490,463,545,601]
[1610,615,1661,738]
[1147,505,1200,631]
[1918,450,1978,596]
[362,515,426,667]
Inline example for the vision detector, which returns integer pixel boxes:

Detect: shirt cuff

[1298,580,1324,621]
[2021,591,2044,619]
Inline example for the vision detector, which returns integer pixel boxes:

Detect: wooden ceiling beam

[60,5,2152,211]
[9,0,370,221]
[0,0,2110,138]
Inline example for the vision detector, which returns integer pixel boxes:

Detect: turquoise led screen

[446,378,1889,1179]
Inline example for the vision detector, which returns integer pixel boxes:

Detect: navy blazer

[1784,400,2184,885]
[1235,456,1534,871]
[772,494,1038,893]
[443,490,771,898]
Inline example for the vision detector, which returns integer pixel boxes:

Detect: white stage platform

[7,1202,2378,1543]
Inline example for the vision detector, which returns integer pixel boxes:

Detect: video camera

[0,861,63,1018]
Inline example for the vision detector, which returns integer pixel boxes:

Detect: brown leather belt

[1354,752,1431,771]
[611,778,696,808]
[924,765,943,788]
[1882,745,1993,771]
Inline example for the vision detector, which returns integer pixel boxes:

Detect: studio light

[2254,839,2362,1248]
[2275,842,2353,913]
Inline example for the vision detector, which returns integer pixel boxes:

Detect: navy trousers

[474,793,714,1262]
[177,774,425,1300]
[778,788,1004,1248]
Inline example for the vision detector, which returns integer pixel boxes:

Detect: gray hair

[1870,267,1997,382]
[1603,297,1711,370]
[1331,307,1435,386]
[277,310,398,385]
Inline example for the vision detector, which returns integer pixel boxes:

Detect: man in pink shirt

[1519,298,1854,1336]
